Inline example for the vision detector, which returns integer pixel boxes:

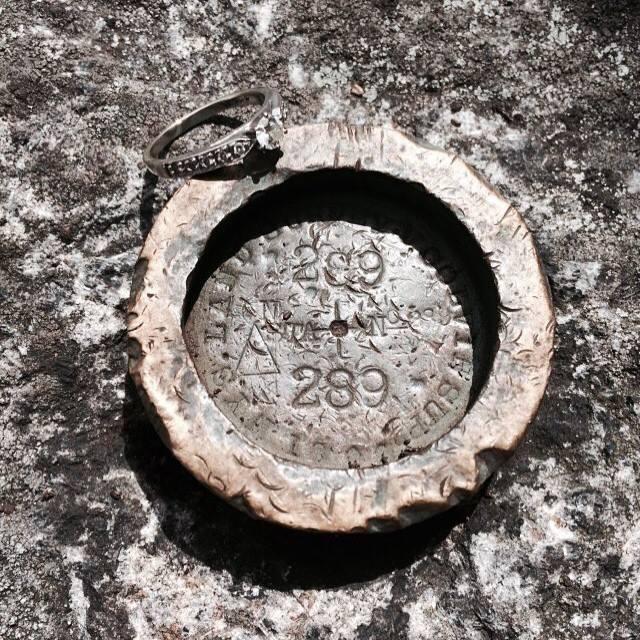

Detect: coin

[129,124,555,532]
[184,199,478,469]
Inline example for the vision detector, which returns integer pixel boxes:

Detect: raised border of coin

[128,123,555,533]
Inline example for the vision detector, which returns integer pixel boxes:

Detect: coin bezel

[128,123,555,532]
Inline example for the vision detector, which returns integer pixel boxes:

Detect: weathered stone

[0,1,638,638]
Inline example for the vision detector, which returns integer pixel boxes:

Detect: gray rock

[0,1,638,638]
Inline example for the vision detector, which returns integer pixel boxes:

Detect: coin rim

[128,123,555,532]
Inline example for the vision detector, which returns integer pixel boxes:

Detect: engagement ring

[143,87,285,179]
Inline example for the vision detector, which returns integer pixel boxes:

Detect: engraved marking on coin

[292,366,321,407]
[205,323,227,341]
[329,319,348,337]
[185,219,477,469]
[236,324,279,375]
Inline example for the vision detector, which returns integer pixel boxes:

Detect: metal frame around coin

[128,123,555,533]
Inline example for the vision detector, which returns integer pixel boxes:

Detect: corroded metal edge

[127,123,555,533]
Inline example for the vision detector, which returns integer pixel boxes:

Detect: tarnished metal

[128,124,554,532]
[185,219,475,469]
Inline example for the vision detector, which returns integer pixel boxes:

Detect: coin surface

[185,213,476,469]
[129,124,555,532]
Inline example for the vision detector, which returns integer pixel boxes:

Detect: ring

[143,87,285,179]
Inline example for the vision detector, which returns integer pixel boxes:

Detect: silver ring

[143,87,285,179]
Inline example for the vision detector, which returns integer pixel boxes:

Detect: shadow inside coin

[121,375,486,590]
[183,168,500,413]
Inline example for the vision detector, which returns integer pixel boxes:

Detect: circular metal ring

[128,124,555,533]
[143,87,285,179]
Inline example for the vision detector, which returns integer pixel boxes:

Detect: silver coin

[131,124,555,532]
[185,218,475,469]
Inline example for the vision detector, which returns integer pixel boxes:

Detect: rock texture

[0,1,638,638]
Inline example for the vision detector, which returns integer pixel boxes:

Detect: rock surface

[0,1,638,638]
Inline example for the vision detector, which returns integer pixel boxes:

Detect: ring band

[143,87,285,179]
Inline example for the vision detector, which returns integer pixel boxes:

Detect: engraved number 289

[292,366,387,409]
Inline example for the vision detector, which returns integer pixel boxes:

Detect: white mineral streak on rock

[58,249,135,346]
[167,6,206,59]
[250,0,277,41]
[0,117,12,161]
[621,522,640,598]
[420,108,527,155]
[627,170,640,194]
[547,6,578,48]
[68,573,90,638]
[471,532,531,605]
[64,546,87,564]
[555,261,602,295]
[1,179,53,242]
[404,588,447,640]
[570,611,601,629]
[511,478,579,561]
[62,546,90,638]
[288,60,308,89]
